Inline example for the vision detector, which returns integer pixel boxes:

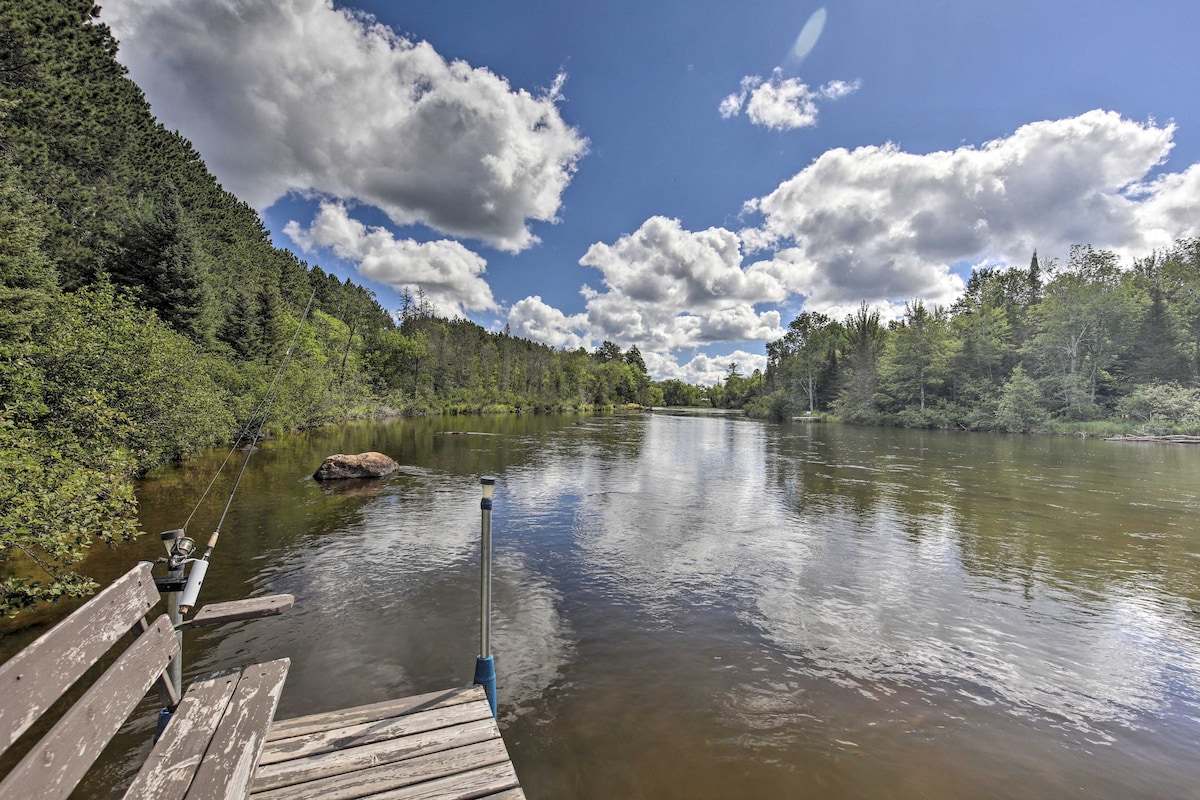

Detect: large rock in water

[313,452,399,480]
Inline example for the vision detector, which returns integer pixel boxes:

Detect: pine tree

[112,179,209,340]
[1028,250,1043,304]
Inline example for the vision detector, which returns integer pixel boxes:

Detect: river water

[11,411,1200,798]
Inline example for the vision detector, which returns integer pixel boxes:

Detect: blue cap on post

[474,654,497,717]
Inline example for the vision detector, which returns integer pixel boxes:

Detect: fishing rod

[162,287,318,615]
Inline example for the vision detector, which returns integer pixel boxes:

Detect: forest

[746,241,1200,434]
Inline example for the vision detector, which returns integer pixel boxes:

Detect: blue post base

[473,655,497,718]
[154,708,173,742]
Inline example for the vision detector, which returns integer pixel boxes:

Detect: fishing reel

[162,529,196,571]
[143,529,194,592]
[150,529,215,613]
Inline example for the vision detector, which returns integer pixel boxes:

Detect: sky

[100,0,1200,384]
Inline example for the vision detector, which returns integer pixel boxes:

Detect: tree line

[745,241,1200,434]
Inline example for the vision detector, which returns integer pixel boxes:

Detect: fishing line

[175,287,318,614]
[179,287,318,533]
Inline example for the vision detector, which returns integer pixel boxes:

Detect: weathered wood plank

[123,668,242,800]
[0,614,177,800]
[478,790,527,800]
[250,738,512,800]
[259,697,492,766]
[0,563,158,758]
[132,614,182,709]
[178,594,295,631]
[251,716,500,792]
[365,761,521,800]
[266,685,482,742]
[184,658,290,800]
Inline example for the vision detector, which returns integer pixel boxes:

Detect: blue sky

[102,0,1200,382]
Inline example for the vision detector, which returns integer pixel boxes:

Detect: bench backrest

[0,563,176,800]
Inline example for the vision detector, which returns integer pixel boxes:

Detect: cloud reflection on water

[564,414,1200,740]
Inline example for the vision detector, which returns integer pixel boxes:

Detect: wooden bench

[0,562,293,800]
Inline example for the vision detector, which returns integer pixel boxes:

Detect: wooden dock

[249,685,525,800]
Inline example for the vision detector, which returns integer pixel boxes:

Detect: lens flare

[787,7,827,67]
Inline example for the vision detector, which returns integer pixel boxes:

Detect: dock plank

[251,738,511,800]
[250,686,524,800]
[266,686,481,742]
[260,698,492,765]
[252,716,499,791]
[366,761,521,800]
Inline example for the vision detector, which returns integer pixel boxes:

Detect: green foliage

[710,365,765,409]
[762,243,1200,433]
[1022,246,1144,411]
[0,286,216,615]
[1116,383,1200,433]
[879,301,959,411]
[768,311,838,414]
[655,379,707,407]
[833,303,887,424]
[0,162,57,342]
[743,389,790,421]
[595,340,623,363]
[994,365,1046,432]
[111,179,210,340]
[0,0,400,611]
[0,418,138,616]
[31,285,236,465]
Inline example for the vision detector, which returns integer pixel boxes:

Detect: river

[12,411,1200,798]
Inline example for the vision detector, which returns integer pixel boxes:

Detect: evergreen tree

[1127,260,1186,385]
[880,301,958,410]
[112,179,209,340]
[595,340,622,363]
[1028,250,1043,304]
[0,163,57,340]
[834,303,886,423]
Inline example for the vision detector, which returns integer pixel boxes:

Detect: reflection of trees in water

[764,424,1200,603]
[752,423,1200,736]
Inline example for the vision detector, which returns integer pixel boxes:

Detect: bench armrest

[176,594,293,631]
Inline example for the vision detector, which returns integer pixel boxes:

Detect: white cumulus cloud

[503,217,788,377]
[576,216,787,350]
[285,203,496,318]
[721,70,860,131]
[1131,162,1200,251]
[579,216,788,309]
[101,0,587,253]
[741,110,1199,314]
[506,296,591,350]
[645,350,769,386]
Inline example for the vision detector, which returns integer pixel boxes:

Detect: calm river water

[12,411,1200,798]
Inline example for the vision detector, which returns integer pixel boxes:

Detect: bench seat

[126,659,290,800]
[0,563,292,800]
